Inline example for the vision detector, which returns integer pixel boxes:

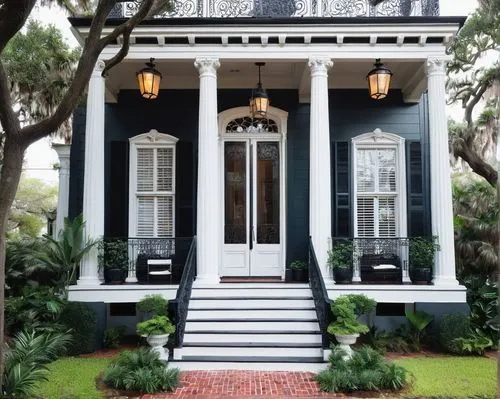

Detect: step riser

[191,289,312,298]
[189,299,315,309]
[169,361,327,372]
[183,333,322,346]
[180,346,323,358]
[187,309,317,321]
[185,321,320,332]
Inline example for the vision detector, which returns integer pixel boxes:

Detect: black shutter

[108,141,129,238]
[176,141,194,237]
[406,141,424,237]
[332,141,351,237]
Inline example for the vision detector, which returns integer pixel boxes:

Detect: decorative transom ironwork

[226,117,279,133]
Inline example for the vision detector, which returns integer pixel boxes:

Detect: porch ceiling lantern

[249,62,270,119]
[366,59,393,100]
[137,58,162,100]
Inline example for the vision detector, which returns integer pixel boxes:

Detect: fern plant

[103,348,179,393]
[137,315,175,336]
[327,295,376,336]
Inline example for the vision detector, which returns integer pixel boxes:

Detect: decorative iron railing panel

[308,237,333,349]
[110,0,438,18]
[168,236,196,348]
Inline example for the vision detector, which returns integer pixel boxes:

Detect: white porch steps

[170,283,328,371]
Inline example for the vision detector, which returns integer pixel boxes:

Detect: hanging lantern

[137,58,162,100]
[366,59,393,100]
[249,62,270,119]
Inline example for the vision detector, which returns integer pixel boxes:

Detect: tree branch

[102,29,132,76]
[453,137,498,186]
[464,78,492,127]
[0,61,20,137]
[0,0,36,54]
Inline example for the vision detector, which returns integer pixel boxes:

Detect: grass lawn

[36,357,111,399]
[395,356,497,398]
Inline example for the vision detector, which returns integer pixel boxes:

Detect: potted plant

[327,294,376,359]
[327,242,354,283]
[409,237,439,284]
[290,260,308,282]
[136,295,175,359]
[98,239,129,284]
[136,315,176,358]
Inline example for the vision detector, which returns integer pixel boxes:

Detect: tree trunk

[0,132,25,389]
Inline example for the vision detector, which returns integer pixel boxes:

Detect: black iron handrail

[168,236,196,348]
[308,236,333,349]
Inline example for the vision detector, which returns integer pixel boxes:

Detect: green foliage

[453,331,493,355]
[327,295,376,336]
[5,287,67,335]
[98,238,129,271]
[366,326,413,354]
[43,214,98,287]
[7,176,57,238]
[289,260,307,270]
[439,313,472,354]
[59,302,96,355]
[405,310,433,350]
[103,326,126,349]
[317,345,408,393]
[137,315,175,337]
[137,294,169,316]
[102,348,179,393]
[3,329,72,398]
[327,242,354,270]
[408,237,439,269]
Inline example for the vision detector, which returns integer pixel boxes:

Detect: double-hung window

[353,131,407,238]
[129,130,178,238]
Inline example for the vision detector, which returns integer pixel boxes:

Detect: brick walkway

[136,370,347,398]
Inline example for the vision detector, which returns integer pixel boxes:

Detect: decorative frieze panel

[111,0,438,18]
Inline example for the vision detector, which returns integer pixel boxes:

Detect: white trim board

[67,284,179,303]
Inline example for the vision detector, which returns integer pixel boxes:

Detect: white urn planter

[146,334,170,360]
[334,333,359,360]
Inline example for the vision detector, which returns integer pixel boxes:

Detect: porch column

[78,60,105,286]
[194,56,221,285]
[308,56,334,284]
[426,57,459,286]
[52,143,71,239]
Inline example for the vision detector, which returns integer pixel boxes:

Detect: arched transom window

[225,117,279,133]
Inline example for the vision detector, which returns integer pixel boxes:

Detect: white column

[52,143,71,239]
[194,56,221,285]
[426,57,459,286]
[78,60,105,286]
[308,56,334,284]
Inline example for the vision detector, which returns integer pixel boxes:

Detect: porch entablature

[109,0,440,19]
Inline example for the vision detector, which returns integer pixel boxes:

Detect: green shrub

[327,242,354,270]
[289,260,307,270]
[3,329,72,398]
[405,310,433,350]
[103,326,126,349]
[137,294,169,316]
[453,331,493,355]
[317,345,408,393]
[439,313,471,354]
[59,302,97,355]
[327,295,376,336]
[102,348,179,393]
[137,315,175,336]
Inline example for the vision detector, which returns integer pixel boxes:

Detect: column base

[125,276,138,283]
[77,276,102,286]
[432,276,460,286]
[194,274,220,286]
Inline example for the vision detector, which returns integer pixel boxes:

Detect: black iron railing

[308,237,333,349]
[168,236,197,348]
[109,0,439,18]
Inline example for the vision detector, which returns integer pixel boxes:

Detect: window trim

[128,129,179,238]
[352,129,407,238]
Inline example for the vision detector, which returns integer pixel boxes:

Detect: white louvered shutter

[157,196,174,237]
[137,148,154,192]
[137,196,154,237]
[378,197,396,237]
[157,148,174,191]
[357,197,375,237]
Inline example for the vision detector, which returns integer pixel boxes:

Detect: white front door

[222,138,283,276]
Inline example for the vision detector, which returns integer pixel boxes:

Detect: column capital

[92,59,106,77]
[308,56,333,76]
[194,57,220,76]
[425,57,447,76]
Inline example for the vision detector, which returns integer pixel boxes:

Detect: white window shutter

[137,196,154,237]
[157,148,174,191]
[137,148,154,192]
[357,197,375,237]
[157,196,174,237]
[378,197,396,237]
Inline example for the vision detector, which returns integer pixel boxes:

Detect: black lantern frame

[137,58,162,100]
[366,59,393,100]
[249,62,270,119]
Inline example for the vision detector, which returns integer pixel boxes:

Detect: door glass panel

[224,142,246,244]
[256,142,280,244]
